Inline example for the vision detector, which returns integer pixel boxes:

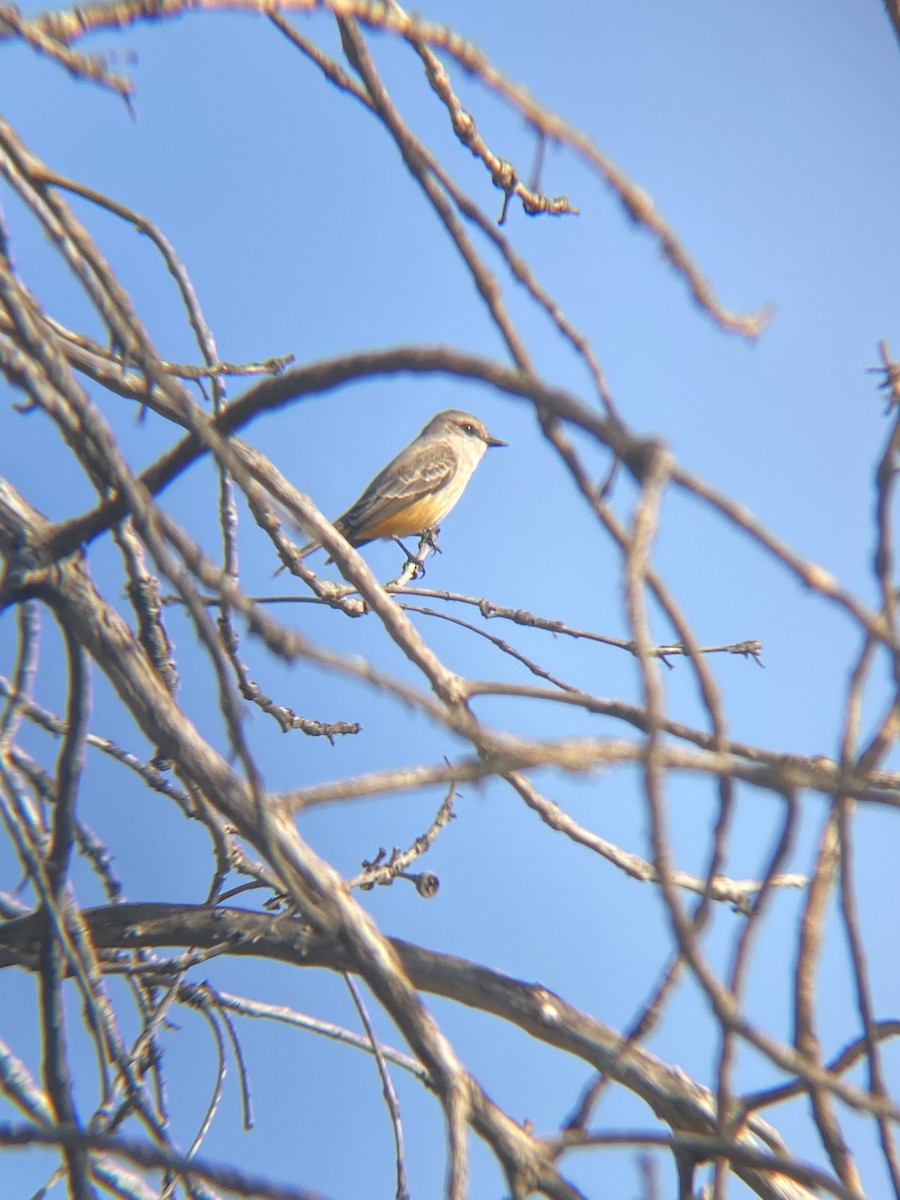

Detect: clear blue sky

[2,3,899,1197]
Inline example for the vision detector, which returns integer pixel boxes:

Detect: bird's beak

[486,435,508,448]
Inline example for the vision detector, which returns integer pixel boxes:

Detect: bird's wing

[337,441,459,538]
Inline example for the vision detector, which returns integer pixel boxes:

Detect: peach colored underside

[356,494,450,540]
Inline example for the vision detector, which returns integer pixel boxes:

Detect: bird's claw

[392,536,428,578]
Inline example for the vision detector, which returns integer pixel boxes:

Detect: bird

[284,409,506,563]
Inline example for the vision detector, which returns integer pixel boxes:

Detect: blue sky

[2,3,900,1198]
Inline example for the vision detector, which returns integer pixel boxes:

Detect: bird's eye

[462,422,475,435]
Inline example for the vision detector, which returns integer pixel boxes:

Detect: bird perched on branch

[282,408,506,564]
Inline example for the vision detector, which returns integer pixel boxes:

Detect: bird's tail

[272,539,321,576]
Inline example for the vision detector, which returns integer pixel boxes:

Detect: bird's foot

[392,536,427,578]
[421,525,443,555]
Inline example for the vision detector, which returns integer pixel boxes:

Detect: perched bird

[288,408,506,561]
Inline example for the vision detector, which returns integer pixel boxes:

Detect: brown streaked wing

[338,441,459,538]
